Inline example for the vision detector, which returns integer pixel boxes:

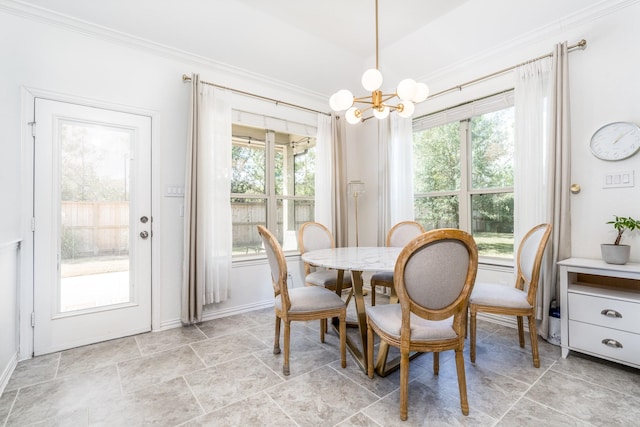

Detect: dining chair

[469,223,552,368]
[370,221,425,306]
[298,221,353,295]
[366,229,478,420]
[257,225,346,376]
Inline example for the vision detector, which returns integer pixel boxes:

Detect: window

[412,92,515,259]
[231,123,316,256]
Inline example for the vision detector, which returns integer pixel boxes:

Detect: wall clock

[590,121,640,161]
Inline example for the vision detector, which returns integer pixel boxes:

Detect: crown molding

[421,0,639,84]
[0,0,327,105]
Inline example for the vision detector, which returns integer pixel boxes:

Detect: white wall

[0,243,19,393]
[1,1,639,377]
[0,8,325,365]
[343,3,640,302]
[355,3,640,265]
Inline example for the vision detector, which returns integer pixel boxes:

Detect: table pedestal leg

[332,269,368,372]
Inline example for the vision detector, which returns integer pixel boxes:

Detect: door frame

[19,87,162,359]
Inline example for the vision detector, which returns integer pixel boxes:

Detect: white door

[33,98,152,355]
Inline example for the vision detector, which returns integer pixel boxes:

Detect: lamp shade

[373,105,390,119]
[348,180,365,196]
[345,107,362,124]
[397,100,415,118]
[329,89,354,111]
[362,68,383,91]
[412,82,429,103]
[396,78,417,101]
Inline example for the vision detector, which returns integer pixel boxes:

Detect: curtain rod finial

[182,74,192,82]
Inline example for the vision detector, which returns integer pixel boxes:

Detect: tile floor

[2,293,640,426]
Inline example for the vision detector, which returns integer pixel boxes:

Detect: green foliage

[60,122,130,202]
[606,215,640,245]
[231,145,266,194]
[470,110,514,188]
[412,108,515,250]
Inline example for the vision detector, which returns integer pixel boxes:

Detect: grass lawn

[474,232,514,258]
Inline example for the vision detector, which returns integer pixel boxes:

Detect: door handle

[140,231,149,239]
[140,216,149,224]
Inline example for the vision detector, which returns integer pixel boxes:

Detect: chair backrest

[298,222,335,276]
[257,225,290,309]
[394,229,478,336]
[298,222,335,253]
[516,223,552,304]
[387,221,426,247]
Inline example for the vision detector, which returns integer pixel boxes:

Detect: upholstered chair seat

[366,228,478,420]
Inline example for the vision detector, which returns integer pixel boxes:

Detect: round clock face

[590,122,640,161]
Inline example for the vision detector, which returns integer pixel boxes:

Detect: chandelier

[329,0,429,124]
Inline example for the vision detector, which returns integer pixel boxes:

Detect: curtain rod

[182,74,330,116]
[428,39,587,99]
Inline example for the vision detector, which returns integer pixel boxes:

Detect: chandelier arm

[353,95,374,104]
[379,93,399,103]
[328,0,426,122]
[358,105,374,115]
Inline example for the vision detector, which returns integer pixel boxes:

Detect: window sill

[479,256,514,269]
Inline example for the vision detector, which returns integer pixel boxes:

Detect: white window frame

[413,90,515,260]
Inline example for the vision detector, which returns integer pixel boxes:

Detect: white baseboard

[158,300,274,331]
[0,352,18,396]
[477,312,521,329]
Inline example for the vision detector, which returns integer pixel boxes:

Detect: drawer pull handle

[601,339,623,349]
[600,309,622,319]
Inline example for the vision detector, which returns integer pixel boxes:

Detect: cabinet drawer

[568,292,640,334]
[569,321,640,367]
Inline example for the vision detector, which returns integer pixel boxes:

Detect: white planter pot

[600,244,630,265]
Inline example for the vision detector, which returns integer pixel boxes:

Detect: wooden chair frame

[367,229,478,420]
[370,221,425,306]
[258,225,346,375]
[469,223,552,368]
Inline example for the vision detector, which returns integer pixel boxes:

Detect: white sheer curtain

[378,115,415,243]
[182,74,232,324]
[388,115,415,226]
[514,42,572,339]
[514,60,550,245]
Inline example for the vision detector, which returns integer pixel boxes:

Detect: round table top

[300,246,402,272]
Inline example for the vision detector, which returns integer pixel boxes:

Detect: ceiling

[14,0,606,97]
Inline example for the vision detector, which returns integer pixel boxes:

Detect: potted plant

[601,215,640,264]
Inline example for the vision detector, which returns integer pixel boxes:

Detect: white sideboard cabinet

[558,257,640,369]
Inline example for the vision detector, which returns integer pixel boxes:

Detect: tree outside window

[231,124,316,256]
[413,104,514,258]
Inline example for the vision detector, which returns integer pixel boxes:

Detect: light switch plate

[165,185,185,197]
[603,170,634,189]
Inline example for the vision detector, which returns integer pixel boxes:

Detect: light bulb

[361,68,383,91]
[330,89,354,111]
[345,107,362,124]
[397,100,415,118]
[396,79,417,101]
[412,83,429,103]
[329,92,340,111]
[373,105,390,119]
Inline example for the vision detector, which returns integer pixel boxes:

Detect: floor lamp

[348,181,365,247]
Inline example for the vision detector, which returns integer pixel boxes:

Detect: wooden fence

[61,201,129,259]
[61,200,315,259]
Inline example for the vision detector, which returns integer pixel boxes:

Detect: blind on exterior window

[413,90,515,131]
[232,110,317,137]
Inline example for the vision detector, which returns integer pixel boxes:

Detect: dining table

[300,246,403,376]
